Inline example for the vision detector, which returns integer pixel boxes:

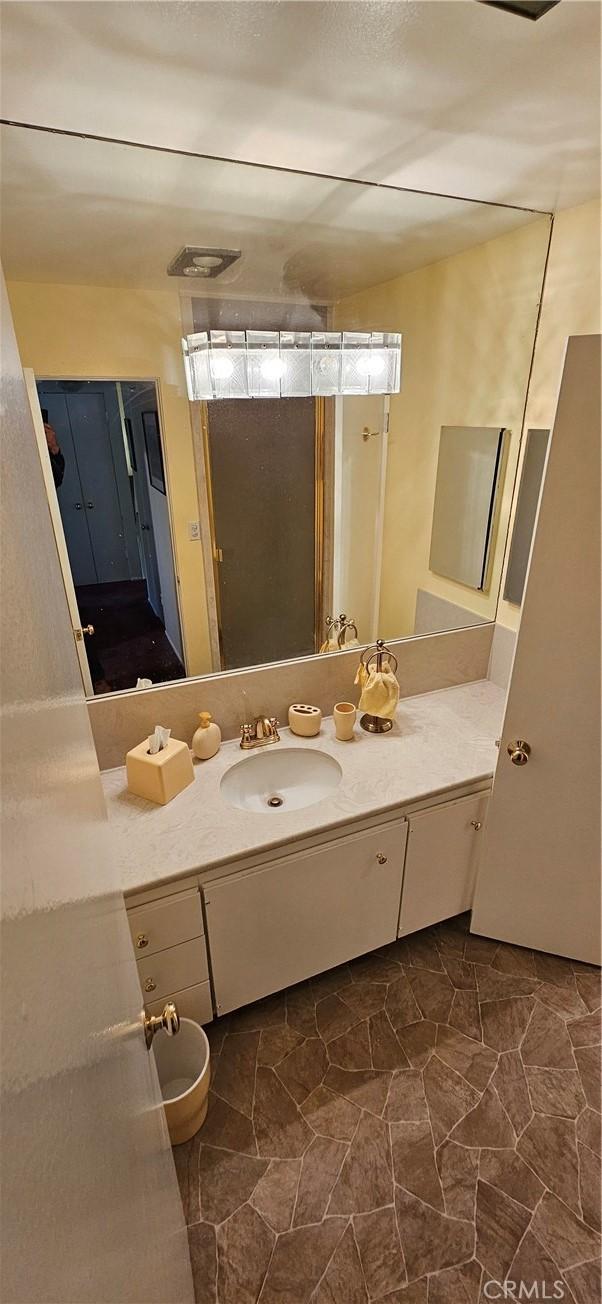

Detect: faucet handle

[241,722,252,740]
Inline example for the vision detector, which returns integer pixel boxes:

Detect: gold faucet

[240,716,280,750]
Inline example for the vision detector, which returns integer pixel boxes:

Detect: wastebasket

[153,1017,210,1145]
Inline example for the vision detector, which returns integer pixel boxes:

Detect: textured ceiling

[0,0,600,213]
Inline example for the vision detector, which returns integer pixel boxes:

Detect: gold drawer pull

[143,977,157,993]
[136,933,149,949]
[471,820,482,831]
[376,853,388,864]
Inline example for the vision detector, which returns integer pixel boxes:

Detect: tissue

[148,725,171,755]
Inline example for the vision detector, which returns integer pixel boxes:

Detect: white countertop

[101,679,505,894]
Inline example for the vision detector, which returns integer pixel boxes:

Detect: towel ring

[359,639,398,734]
[360,638,399,675]
[324,613,359,650]
[337,614,358,649]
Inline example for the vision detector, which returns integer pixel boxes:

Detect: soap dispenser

[192,711,221,761]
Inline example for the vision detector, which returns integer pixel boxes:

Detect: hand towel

[354,661,369,690]
[319,636,340,653]
[357,660,400,720]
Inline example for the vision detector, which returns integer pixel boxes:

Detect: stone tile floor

[173,914,601,1304]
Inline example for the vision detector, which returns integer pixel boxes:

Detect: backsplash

[89,624,493,770]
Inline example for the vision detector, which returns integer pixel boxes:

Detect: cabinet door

[204,820,407,1015]
[398,793,489,937]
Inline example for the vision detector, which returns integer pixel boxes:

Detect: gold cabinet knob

[136,933,149,949]
[143,977,156,993]
[471,820,482,831]
[507,739,531,767]
[376,853,388,864]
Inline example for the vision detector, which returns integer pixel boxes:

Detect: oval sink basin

[220,747,342,814]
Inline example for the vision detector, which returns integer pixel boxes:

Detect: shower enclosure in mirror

[0,123,552,695]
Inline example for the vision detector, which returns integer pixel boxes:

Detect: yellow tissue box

[126,737,194,805]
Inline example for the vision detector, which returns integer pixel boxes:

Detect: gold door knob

[376,853,388,864]
[143,1001,180,1050]
[136,933,149,949]
[507,740,531,767]
[143,977,157,993]
[471,820,482,831]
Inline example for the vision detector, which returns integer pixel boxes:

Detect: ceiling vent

[166,247,241,279]
[478,0,560,18]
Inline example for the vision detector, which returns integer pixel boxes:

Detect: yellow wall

[335,218,552,638]
[497,198,602,629]
[6,281,212,676]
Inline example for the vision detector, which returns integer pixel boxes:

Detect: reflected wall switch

[188,521,201,541]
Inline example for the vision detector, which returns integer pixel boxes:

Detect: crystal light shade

[182,331,402,400]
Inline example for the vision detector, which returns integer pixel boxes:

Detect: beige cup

[334,701,357,741]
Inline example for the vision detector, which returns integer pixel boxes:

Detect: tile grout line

[306,1216,351,1303]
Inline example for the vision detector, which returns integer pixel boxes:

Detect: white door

[2,283,193,1303]
[333,394,388,643]
[24,368,94,695]
[471,335,601,965]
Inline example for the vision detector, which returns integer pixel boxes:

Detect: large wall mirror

[0,124,551,696]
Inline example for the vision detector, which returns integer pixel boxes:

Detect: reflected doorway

[36,378,185,694]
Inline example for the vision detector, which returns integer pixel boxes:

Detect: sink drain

[266,794,284,808]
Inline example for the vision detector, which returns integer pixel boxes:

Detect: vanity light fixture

[182,330,402,400]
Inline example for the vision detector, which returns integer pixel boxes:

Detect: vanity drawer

[128,888,203,958]
[147,980,213,1028]
[137,936,208,1003]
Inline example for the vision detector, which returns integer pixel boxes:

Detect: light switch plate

[188,521,201,541]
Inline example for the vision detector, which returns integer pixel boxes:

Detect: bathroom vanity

[103,679,502,1025]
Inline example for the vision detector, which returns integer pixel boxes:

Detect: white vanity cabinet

[398,791,489,936]
[204,817,408,1016]
[123,786,491,1024]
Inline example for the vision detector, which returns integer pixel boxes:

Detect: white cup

[334,701,357,741]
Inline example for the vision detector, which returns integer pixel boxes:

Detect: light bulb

[193,254,223,269]
[357,352,386,378]
[260,357,285,381]
[211,354,234,380]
